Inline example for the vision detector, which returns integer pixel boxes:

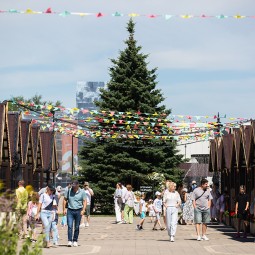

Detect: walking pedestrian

[235,185,249,238]
[15,180,29,239]
[192,178,212,241]
[182,186,194,225]
[63,180,87,247]
[152,191,164,230]
[123,184,135,224]
[36,185,57,248]
[113,183,122,224]
[80,182,94,227]
[163,182,181,242]
[137,193,147,230]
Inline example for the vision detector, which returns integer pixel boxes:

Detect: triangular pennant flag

[45,8,52,14]
[216,14,228,19]
[112,12,123,17]
[59,11,71,17]
[234,14,245,19]
[165,15,172,20]
[96,12,103,18]
[25,9,35,14]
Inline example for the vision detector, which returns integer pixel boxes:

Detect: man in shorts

[192,178,212,241]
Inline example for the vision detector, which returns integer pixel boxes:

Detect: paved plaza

[42,216,255,255]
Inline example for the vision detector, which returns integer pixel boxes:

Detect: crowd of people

[113,179,255,242]
[13,177,255,248]
[15,179,94,248]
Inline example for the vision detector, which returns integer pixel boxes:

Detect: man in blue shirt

[63,180,87,247]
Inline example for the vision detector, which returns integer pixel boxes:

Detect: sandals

[152,228,158,231]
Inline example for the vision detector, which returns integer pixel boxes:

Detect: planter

[250,222,255,235]
[223,215,230,226]
[231,217,248,232]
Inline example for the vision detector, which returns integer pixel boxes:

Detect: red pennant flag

[45,8,52,13]
[97,12,103,18]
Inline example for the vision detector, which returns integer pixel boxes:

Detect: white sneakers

[68,241,78,247]
[202,235,209,241]
[80,223,89,227]
[197,235,209,241]
[170,236,175,242]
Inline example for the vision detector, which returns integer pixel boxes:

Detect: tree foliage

[7,94,62,111]
[78,19,184,214]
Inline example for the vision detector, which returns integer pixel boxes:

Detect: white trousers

[166,207,178,237]
[114,200,122,222]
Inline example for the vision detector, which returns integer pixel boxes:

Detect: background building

[55,81,105,186]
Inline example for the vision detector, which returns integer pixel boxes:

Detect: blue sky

[0,0,254,119]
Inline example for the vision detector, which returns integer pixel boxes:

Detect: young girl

[27,192,39,242]
[147,199,155,223]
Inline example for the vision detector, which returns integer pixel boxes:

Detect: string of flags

[9,100,237,143]
[0,9,252,20]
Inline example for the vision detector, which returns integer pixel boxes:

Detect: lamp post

[71,135,74,176]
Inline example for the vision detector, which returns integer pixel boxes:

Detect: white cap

[155,191,161,196]
[56,186,62,192]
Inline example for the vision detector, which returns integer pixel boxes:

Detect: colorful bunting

[0,9,252,20]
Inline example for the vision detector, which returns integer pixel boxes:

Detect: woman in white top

[163,182,181,242]
[36,185,57,248]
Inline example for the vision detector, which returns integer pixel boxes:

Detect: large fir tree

[78,19,184,214]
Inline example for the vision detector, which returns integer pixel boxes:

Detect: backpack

[250,199,255,215]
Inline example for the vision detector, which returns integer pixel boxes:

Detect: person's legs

[170,207,178,237]
[73,209,82,242]
[40,211,53,247]
[201,209,210,240]
[165,208,171,236]
[124,204,129,223]
[85,205,91,226]
[51,221,59,244]
[202,224,207,236]
[128,207,133,224]
[80,215,85,227]
[243,219,248,237]
[115,200,122,222]
[153,214,159,229]
[67,209,74,242]
[194,208,202,238]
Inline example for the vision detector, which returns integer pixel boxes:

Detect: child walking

[136,193,146,230]
[27,192,39,242]
[152,191,164,230]
[147,199,155,223]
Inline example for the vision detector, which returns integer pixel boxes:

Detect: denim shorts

[140,212,146,219]
[194,207,210,224]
